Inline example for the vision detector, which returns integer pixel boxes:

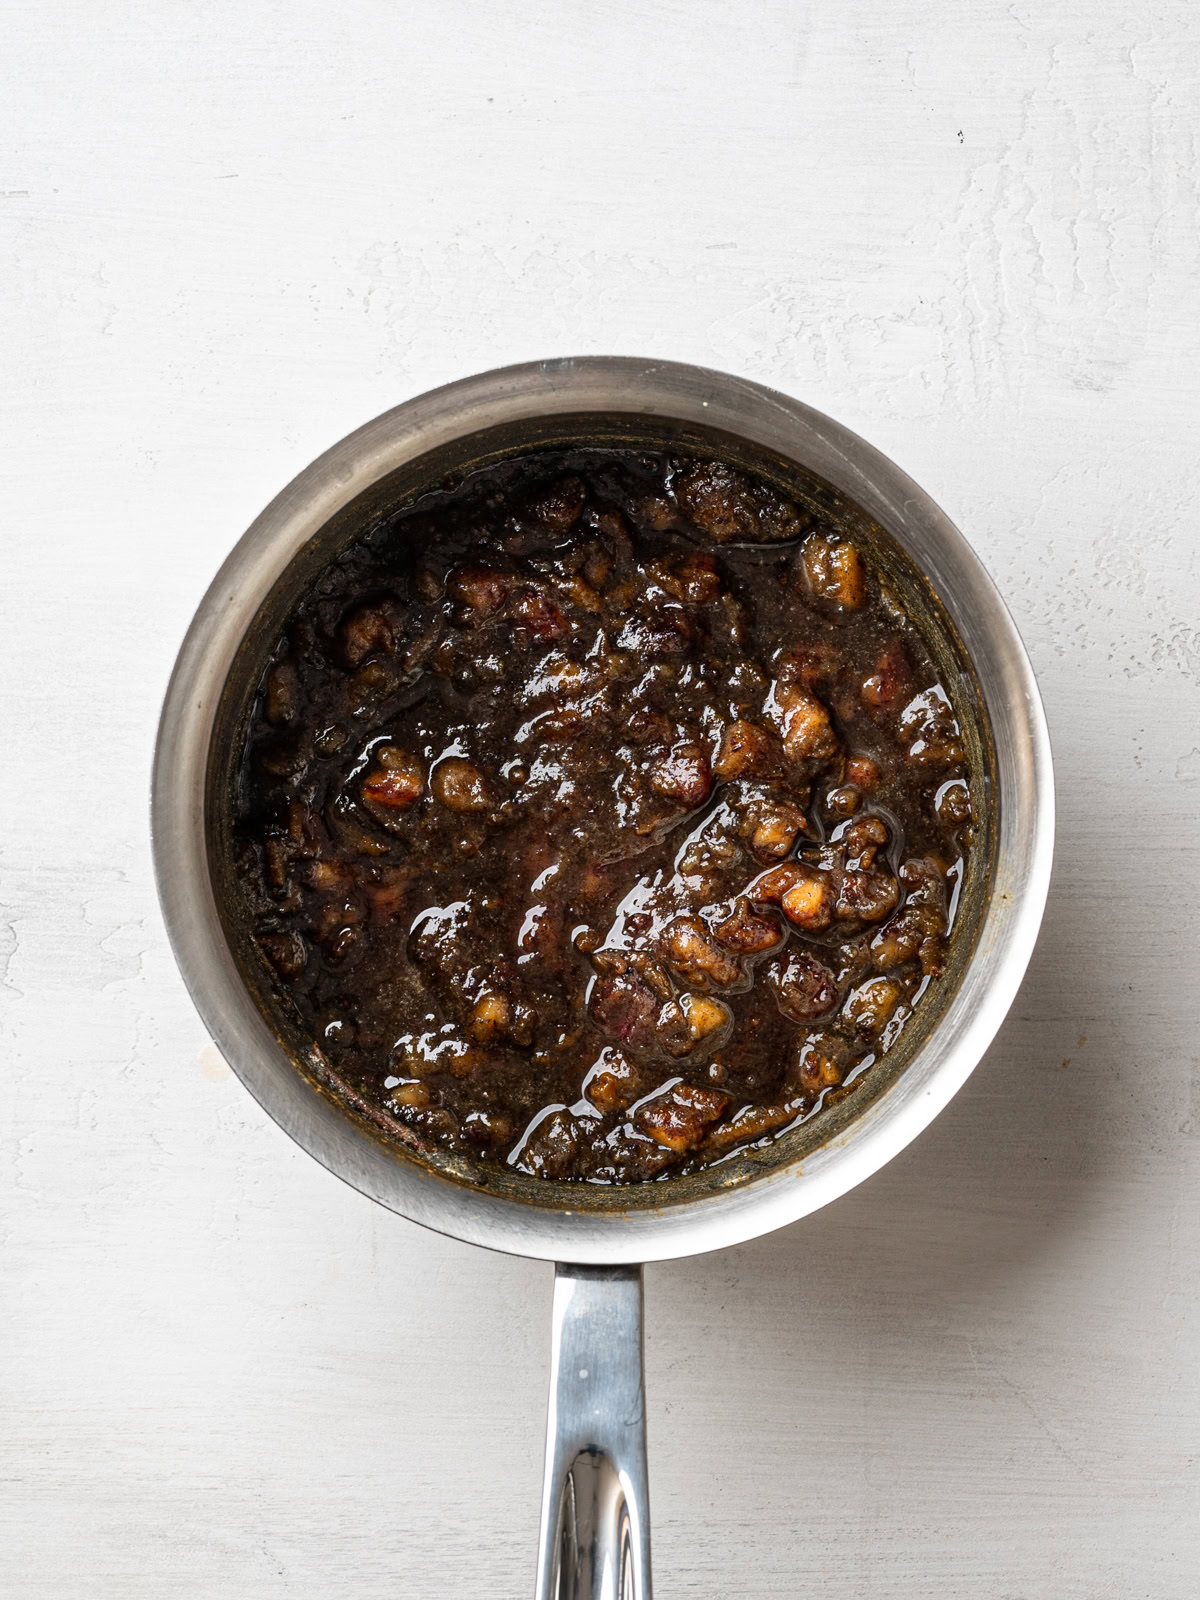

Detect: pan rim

[151,356,1054,1263]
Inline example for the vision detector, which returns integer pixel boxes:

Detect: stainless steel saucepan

[152,357,1053,1599]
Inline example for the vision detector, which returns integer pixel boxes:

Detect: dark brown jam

[234,450,974,1184]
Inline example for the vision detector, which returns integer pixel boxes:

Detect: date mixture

[235,450,974,1184]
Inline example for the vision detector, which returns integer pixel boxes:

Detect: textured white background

[3,3,1199,1596]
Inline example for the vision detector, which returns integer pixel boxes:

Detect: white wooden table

[4,4,1198,1594]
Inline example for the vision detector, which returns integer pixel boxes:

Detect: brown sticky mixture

[234,449,974,1184]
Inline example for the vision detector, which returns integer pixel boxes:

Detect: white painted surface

[3,2,1198,1594]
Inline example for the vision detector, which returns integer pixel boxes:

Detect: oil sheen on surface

[234,449,974,1184]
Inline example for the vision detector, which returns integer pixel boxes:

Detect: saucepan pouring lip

[150,356,1054,1264]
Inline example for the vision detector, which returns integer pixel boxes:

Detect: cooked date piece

[842,977,904,1037]
[714,898,784,955]
[584,1050,640,1113]
[656,993,732,1057]
[469,990,514,1045]
[713,719,774,779]
[898,688,965,768]
[768,948,839,1022]
[431,757,492,813]
[841,815,889,865]
[448,565,512,616]
[935,778,972,827]
[361,746,424,810]
[511,585,569,642]
[862,640,912,709]
[338,602,396,668]
[705,1100,798,1151]
[233,447,975,1184]
[748,801,808,860]
[590,968,662,1051]
[781,873,836,931]
[799,533,867,612]
[771,684,839,761]
[870,858,949,977]
[844,754,881,789]
[635,1083,731,1151]
[650,550,723,603]
[648,742,712,808]
[836,868,900,924]
[523,475,587,534]
[824,784,861,819]
[659,915,742,989]
[256,931,307,981]
[791,1036,849,1097]
[514,1108,581,1178]
[674,460,809,544]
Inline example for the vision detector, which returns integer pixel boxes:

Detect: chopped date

[557,575,603,613]
[844,754,880,790]
[635,1083,731,1151]
[841,814,889,865]
[659,915,743,989]
[432,757,492,813]
[705,1100,798,1151]
[792,1038,847,1096]
[673,460,809,544]
[338,602,396,668]
[799,533,867,612]
[714,898,784,955]
[469,990,513,1044]
[512,586,569,641]
[862,641,911,709]
[522,475,587,534]
[775,642,840,691]
[842,977,903,1037]
[462,1107,514,1148]
[448,565,512,616]
[235,447,975,1185]
[748,862,835,931]
[589,970,661,1051]
[648,742,712,808]
[361,747,424,810]
[871,858,948,976]
[780,873,835,931]
[748,801,808,861]
[772,684,839,761]
[649,550,724,603]
[615,612,694,658]
[898,688,965,768]
[935,778,972,827]
[836,868,900,923]
[679,993,730,1043]
[656,993,732,1057]
[584,1049,640,1113]
[824,783,862,820]
[256,930,307,981]
[513,1108,581,1178]
[713,719,774,779]
[747,862,804,904]
[625,707,673,745]
[389,1079,431,1111]
[767,948,839,1022]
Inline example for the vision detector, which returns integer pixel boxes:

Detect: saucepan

[151,357,1053,1599]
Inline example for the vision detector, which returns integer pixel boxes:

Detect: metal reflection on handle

[536,1264,651,1600]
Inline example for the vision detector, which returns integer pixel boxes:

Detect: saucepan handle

[535,1263,651,1600]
